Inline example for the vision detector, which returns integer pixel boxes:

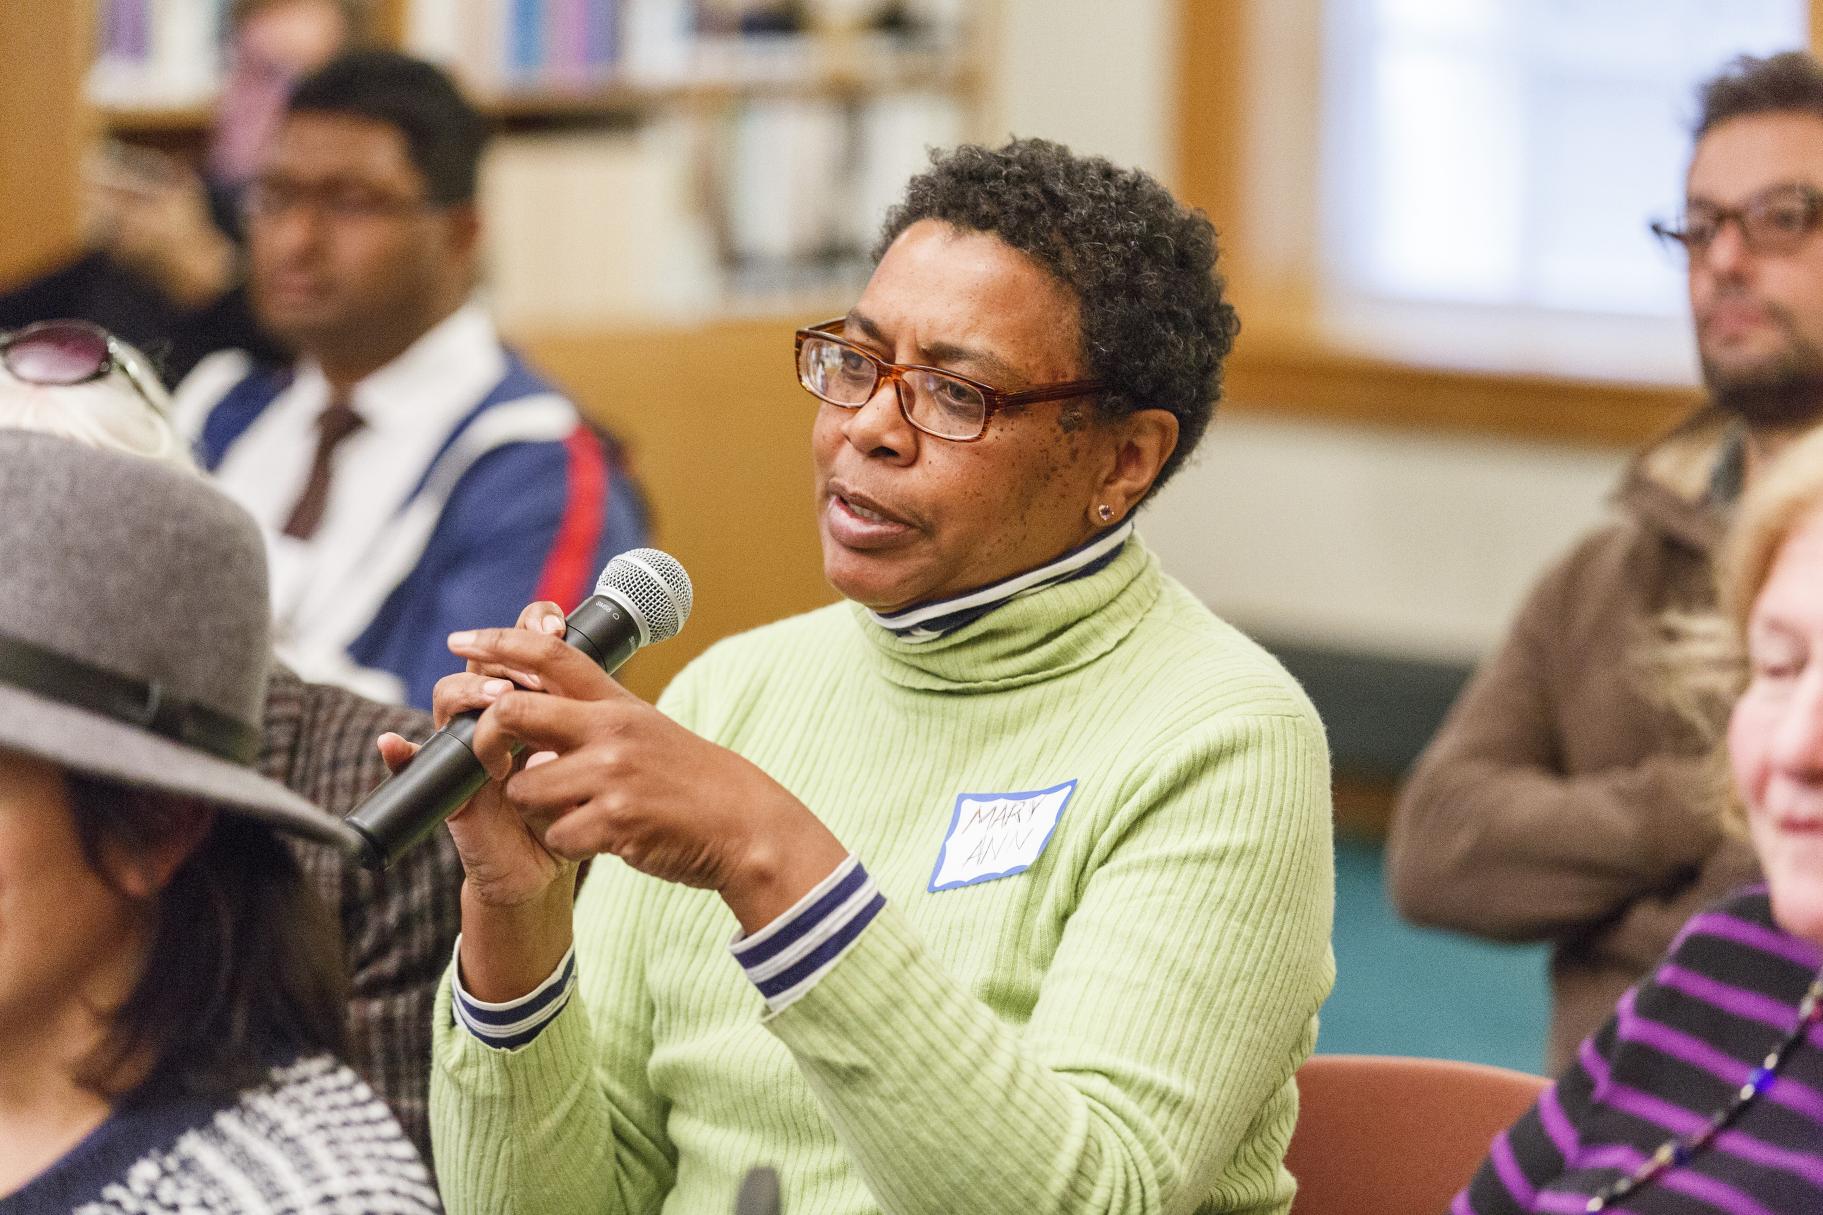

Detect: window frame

[1171,0,1823,445]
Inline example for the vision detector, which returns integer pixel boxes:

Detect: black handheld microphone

[734,1166,781,1215]
[344,548,693,871]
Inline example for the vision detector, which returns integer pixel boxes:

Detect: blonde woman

[1457,427,1823,1212]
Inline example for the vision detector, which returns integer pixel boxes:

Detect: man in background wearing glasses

[174,50,648,712]
[1389,50,1823,1074]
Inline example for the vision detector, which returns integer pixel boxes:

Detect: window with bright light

[1323,0,1806,324]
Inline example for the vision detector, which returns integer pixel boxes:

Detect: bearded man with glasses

[414,138,1335,1214]
[1390,50,1823,1074]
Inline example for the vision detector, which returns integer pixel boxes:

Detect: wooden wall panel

[0,2,91,286]
[516,321,838,700]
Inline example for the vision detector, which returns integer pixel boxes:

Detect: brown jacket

[263,664,461,1165]
[1386,410,1760,1073]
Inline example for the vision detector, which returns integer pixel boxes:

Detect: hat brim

[0,683,364,855]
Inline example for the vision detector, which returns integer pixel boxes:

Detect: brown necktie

[281,397,364,541]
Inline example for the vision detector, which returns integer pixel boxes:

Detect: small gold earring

[1097,504,1114,522]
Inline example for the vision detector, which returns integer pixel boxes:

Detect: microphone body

[345,549,692,870]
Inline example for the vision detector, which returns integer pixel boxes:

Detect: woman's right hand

[374,601,581,1001]
[397,672,580,910]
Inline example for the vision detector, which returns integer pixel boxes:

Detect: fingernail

[525,750,557,769]
[514,670,543,690]
[541,615,565,634]
[482,679,511,698]
[448,630,476,648]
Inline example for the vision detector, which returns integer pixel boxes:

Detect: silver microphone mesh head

[595,548,693,644]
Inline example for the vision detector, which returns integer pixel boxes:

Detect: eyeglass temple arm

[997,379,1108,406]
[108,339,174,417]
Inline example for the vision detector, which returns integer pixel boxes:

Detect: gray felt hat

[0,431,359,852]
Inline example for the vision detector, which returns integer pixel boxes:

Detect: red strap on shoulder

[533,428,610,609]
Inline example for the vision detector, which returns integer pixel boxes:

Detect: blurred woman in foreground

[0,319,458,1160]
[0,423,437,1213]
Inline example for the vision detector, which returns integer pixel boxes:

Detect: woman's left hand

[448,626,851,933]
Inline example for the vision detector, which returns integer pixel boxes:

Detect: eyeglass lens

[243,178,425,223]
[4,322,112,386]
[799,336,988,439]
[1670,187,1821,255]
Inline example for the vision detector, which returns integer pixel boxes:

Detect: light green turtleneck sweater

[430,538,1335,1214]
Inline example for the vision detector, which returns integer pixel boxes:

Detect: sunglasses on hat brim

[0,319,168,418]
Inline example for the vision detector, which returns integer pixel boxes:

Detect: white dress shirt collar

[297,299,505,434]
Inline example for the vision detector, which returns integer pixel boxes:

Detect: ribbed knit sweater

[430,537,1336,1215]
[1456,887,1823,1214]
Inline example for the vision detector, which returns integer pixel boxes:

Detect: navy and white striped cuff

[450,938,577,1050]
[730,855,886,1012]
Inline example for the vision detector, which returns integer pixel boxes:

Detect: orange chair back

[1285,1054,1549,1215]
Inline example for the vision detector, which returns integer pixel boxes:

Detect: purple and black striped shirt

[1455,887,1823,1215]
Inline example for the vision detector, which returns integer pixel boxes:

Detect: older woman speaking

[420,138,1335,1214]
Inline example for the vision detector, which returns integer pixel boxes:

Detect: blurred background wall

[8,0,1822,1071]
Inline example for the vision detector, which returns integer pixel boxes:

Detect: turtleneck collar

[866,521,1134,642]
[852,530,1161,692]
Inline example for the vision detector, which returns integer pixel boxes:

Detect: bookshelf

[0,3,91,285]
[100,104,216,135]
[86,1,989,319]
[0,0,991,676]
[100,39,977,129]
[94,32,981,122]
[479,42,977,118]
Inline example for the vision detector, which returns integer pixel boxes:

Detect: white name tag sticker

[928,779,1077,892]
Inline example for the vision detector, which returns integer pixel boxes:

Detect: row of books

[85,0,970,322]
[90,0,228,107]
[409,0,654,88]
[413,0,971,93]
[414,0,973,85]
[88,0,969,106]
